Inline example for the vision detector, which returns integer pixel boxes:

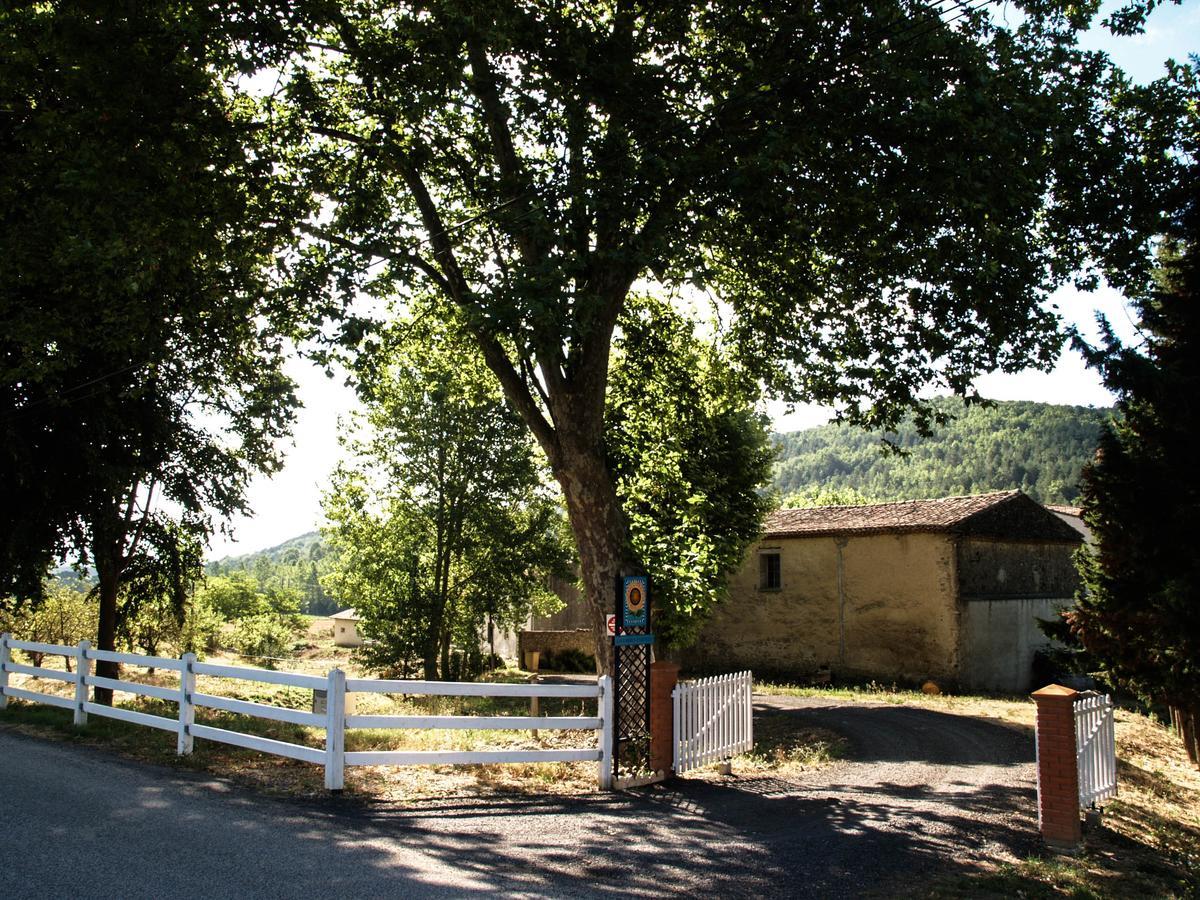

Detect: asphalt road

[0,697,1038,898]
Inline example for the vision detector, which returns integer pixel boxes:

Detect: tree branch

[465,35,542,263]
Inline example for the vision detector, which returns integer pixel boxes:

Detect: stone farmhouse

[681,491,1083,693]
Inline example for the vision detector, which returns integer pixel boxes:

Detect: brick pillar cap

[650,660,680,675]
[1031,684,1079,701]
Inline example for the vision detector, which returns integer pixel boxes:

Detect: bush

[229,614,294,667]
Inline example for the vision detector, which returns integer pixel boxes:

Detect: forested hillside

[773,399,1112,505]
[206,531,338,615]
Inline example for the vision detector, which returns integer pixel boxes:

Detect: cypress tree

[1069,161,1200,766]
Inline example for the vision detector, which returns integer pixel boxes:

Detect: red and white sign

[606,614,617,636]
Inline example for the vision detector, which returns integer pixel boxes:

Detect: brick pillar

[650,661,680,774]
[1032,684,1081,849]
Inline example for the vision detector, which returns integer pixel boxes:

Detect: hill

[773,398,1112,505]
[206,531,338,616]
[205,531,325,574]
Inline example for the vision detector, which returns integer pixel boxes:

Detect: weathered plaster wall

[332,618,363,648]
[955,538,1078,692]
[682,532,958,683]
[958,596,1066,693]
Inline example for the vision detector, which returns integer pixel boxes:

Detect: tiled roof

[762,490,1079,541]
[330,608,359,620]
[1045,504,1082,517]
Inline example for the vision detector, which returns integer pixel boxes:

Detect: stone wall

[518,629,594,660]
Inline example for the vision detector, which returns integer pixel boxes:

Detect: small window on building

[760,552,781,590]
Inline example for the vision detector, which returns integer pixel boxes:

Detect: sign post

[613,574,654,780]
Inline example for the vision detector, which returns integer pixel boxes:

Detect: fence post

[598,674,613,790]
[1032,684,1082,849]
[178,653,196,755]
[0,633,10,710]
[650,661,680,775]
[325,667,346,791]
[74,640,91,727]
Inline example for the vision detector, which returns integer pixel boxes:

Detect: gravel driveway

[0,695,1038,898]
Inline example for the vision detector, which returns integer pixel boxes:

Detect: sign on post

[622,576,648,629]
[613,574,653,779]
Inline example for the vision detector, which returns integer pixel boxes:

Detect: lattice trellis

[613,604,651,778]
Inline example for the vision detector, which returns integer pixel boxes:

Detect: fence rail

[673,671,754,775]
[0,633,613,790]
[1075,692,1117,807]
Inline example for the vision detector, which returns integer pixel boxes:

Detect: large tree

[0,3,308,699]
[266,1,1190,669]
[1069,126,1200,766]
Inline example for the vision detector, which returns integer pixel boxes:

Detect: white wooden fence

[1075,692,1117,807]
[672,671,753,775]
[0,634,613,790]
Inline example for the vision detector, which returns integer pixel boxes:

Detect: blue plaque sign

[622,575,648,629]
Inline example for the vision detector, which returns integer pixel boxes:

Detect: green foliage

[323,307,572,679]
[0,584,95,665]
[193,573,300,622]
[781,487,879,508]
[0,2,309,672]
[206,533,339,616]
[228,615,296,667]
[538,648,596,675]
[774,399,1113,504]
[607,299,776,648]
[260,2,1192,671]
[177,595,224,658]
[1068,150,1200,717]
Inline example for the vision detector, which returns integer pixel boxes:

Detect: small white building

[330,608,363,647]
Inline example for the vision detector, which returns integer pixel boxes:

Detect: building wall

[955,537,1079,692]
[332,619,362,647]
[682,532,959,684]
[958,595,1066,693]
[529,576,592,631]
[956,538,1081,599]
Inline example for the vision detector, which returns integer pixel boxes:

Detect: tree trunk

[94,564,120,706]
[422,636,439,681]
[1171,701,1199,769]
[552,432,639,676]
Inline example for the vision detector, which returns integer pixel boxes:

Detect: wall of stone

[518,628,594,660]
[956,538,1081,599]
[682,532,959,684]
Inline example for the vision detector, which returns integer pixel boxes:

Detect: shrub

[229,614,293,667]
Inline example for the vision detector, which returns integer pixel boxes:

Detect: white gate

[1075,692,1117,807]
[672,671,753,774]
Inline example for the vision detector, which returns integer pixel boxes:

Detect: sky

[205,2,1199,559]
